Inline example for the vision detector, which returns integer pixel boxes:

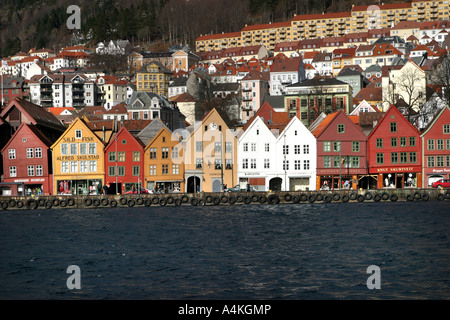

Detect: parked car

[431,179,450,189]
[125,189,150,194]
[224,185,256,192]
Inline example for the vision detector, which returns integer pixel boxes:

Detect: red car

[125,189,149,194]
[431,179,450,189]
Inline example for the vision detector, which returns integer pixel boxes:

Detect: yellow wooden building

[183,108,238,193]
[136,61,172,97]
[51,117,106,196]
[144,126,185,193]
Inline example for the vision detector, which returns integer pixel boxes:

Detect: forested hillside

[0,0,402,56]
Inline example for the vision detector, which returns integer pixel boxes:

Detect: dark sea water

[0,202,449,300]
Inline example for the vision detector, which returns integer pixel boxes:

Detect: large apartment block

[195,0,450,52]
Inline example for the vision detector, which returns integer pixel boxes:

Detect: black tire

[159,198,167,206]
[324,195,332,203]
[198,198,206,206]
[152,197,159,205]
[373,194,381,202]
[268,194,279,204]
[0,201,8,210]
[228,196,236,205]
[316,193,323,201]
[127,199,136,207]
[390,194,398,202]
[16,200,24,208]
[26,199,38,210]
[119,197,127,205]
[135,197,143,205]
[101,198,109,206]
[37,198,46,206]
[406,194,414,201]
[60,199,67,207]
[445,191,450,199]
[421,193,429,201]
[341,194,349,203]
[144,199,152,207]
[44,200,52,209]
[243,196,251,204]
[284,193,292,202]
[205,195,213,203]
[181,195,189,203]
[67,198,75,206]
[381,192,389,201]
[292,195,300,203]
[8,199,16,207]
[236,195,243,203]
[357,194,365,202]
[307,194,316,203]
[84,198,92,206]
[220,195,229,203]
[190,198,198,206]
[259,195,267,203]
[332,193,340,201]
[349,192,357,201]
[364,192,372,200]
[251,194,259,202]
[52,198,60,206]
[110,199,118,207]
[437,193,445,201]
[174,198,182,206]
[166,196,174,205]
[92,198,100,207]
[413,192,421,200]
[300,193,308,202]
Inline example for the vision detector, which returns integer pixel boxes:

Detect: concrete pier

[1,189,449,211]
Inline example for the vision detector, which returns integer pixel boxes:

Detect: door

[212,179,222,193]
[269,177,282,192]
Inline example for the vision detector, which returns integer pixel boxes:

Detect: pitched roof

[270,56,301,73]
[311,111,340,138]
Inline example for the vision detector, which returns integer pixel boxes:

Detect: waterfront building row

[1,101,449,196]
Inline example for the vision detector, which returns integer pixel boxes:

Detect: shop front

[1,177,51,196]
[373,166,422,189]
[56,178,103,195]
[147,180,183,193]
[424,168,450,187]
[239,175,266,191]
[317,168,367,190]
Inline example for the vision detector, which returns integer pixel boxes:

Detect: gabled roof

[136,118,168,146]
[50,117,105,150]
[105,125,145,150]
[242,102,290,132]
[1,123,53,153]
[420,105,450,137]
[311,111,340,138]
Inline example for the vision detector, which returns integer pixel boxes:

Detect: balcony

[430,2,438,8]
[242,96,253,101]
[40,95,52,101]
[242,104,252,111]
[72,85,84,92]
[242,86,251,92]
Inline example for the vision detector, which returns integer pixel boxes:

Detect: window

[36,165,43,176]
[149,148,157,159]
[61,162,69,173]
[428,139,435,150]
[80,161,88,173]
[400,152,408,163]
[35,148,42,158]
[172,164,179,174]
[410,152,417,163]
[27,148,34,158]
[215,159,223,170]
[250,159,256,169]
[69,144,77,155]
[376,153,384,164]
[295,160,301,170]
[196,141,203,152]
[109,152,116,161]
[324,156,331,168]
[133,152,141,162]
[294,145,301,154]
[70,161,78,173]
[89,143,96,155]
[118,166,125,176]
[75,130,82,139]
[333,156,341,168]
[437,156,444,167]
[376,138,383,148]
[304,160,310,170]
[8,149,16,159]
[242,159,248,169]
[390,122,397,132]
[61,144,68,155]
[333,141,341,152]
[225,142,232,153]
[265,143,270,152]
[225,159,233,169]
[400,137,407,147]
[162,148,169,159]
[10,166,17,177]
[215,142,222,153]
[323,141,331,152]
[283,160,289,171]
[283,145,289,155]
[427,156,435,167]
[80,143,87,155]
[437,139,444,150]
[391,153,398,164]
[118,151,125,161]
[133,166,140,176]
[89,161,97,172]
[108,166,116,176]
[391,137,397,147]
[447,139,450,150]
[444,124,450,134]
[351,157,359,168]
[409,137,416,147]
[303,145,309,154]
[264,159,270,169]
[352,141,360,152]
[149,165,156,175]
[337,124,345,133]
[251,143,256,152]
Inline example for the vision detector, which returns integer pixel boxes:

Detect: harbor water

[0,201,449,299]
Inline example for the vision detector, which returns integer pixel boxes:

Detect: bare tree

[428,52,450,108]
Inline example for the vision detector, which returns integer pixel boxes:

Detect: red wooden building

[1,123,53,196]
[104,126,145,194]
[420,106,450,187]
[368,105,422,189]
[312,110,369,190]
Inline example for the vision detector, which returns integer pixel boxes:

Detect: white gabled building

[238,110,316,192]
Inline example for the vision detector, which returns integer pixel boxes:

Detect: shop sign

[376,167,417,173]
[56,155,100,161]
[13,178,45,183]
[431,168,450,173]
